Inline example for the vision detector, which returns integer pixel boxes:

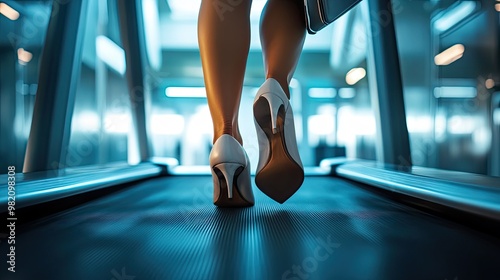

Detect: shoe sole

[254,97,304,203]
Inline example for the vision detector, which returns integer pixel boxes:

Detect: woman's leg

[254,0,306,203]
[260,0,306,98]
[198,0,253,144]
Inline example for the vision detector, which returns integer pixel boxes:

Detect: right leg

[253,0,306,203]
[260,0,306,98]
[198,0,253,144]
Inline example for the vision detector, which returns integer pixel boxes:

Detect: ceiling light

[485,79,495,89]
[434,1,476,32]
[338,88,356,98]
[0,2,19,20]
[17,48,32,64]
[345,68,366,85]
[165,87,206,98]
[434,44,464,66]
[433,86,476,98]
[308,88,336,98]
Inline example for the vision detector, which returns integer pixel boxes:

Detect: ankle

[213,128,243,145]
[266,75,291,99]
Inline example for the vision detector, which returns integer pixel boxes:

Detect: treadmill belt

[2,176,499,279]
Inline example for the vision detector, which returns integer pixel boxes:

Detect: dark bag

[304,0,362,34]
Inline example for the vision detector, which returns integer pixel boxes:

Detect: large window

[67,0,132,167]
[393,0,499,175]
[1,0,136,173]
[0,0,52,173]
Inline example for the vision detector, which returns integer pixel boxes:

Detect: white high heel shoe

[209,134,255,207]
[253,78,304,203]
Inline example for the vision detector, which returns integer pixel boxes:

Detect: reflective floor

[2,176,500,280]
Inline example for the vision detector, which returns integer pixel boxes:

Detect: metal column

[116,0,152,162]
[365,0,412,167]
[23,0,88,173]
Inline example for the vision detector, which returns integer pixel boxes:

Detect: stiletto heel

[209,134,255,207]
[260,92,284,134]
[213,162,243,198]
[253,78,304,203]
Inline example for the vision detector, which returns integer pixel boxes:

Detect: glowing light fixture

[485,79,495,89]
[0,2,19,20]
[338,88,356,98]
[345,68,366,85]
[308,88,336,98]
[434,44,465,66]
[96,36,126,75]
[433,1,476,32]
[17,48,32,64]
[165,87,206,98]
[495,3,500,12]
[434,86,476,98]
